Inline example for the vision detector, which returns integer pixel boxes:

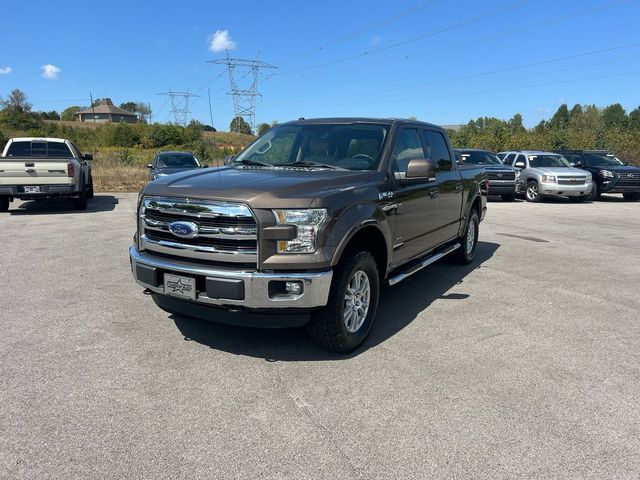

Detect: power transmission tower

[207,52,277,133]
[158,91,200,126]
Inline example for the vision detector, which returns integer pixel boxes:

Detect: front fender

[327,202,393,268]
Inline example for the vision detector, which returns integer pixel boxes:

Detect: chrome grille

[139,197,257,265]
[486,171,516,181]
[617,172,640,186]
[557,176,587,185]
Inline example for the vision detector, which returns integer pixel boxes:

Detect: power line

[208,52,278,133]
[277,0,539,76]
[274,41,640,106]
[289,0,442,57]
[158,91,200,126]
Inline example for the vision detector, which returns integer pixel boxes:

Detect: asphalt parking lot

[1,193,639,479]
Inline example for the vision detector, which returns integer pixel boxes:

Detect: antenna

[158,91,200,126]
[208,52,277,133]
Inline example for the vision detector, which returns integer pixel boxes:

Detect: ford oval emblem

[168,221,199,239]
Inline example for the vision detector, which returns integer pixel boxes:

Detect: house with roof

[76,98,138,123]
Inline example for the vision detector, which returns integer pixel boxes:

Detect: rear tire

[0,196,9,212]
[623,192,640,202]
[72,185,88,210]
[452,210,479,265]
[307,250,380,353]
[525,181,542,202]
[501,193,516,202]
[87,174,95,199]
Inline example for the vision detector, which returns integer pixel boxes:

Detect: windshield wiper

[233,159,272,167]
[274,160,344,170]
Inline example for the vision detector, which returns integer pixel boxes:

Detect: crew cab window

[422,130,452,171]
[391,129,425,176]
[502,153,514,165]
[47,143,74,158]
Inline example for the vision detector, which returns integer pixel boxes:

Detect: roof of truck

[282,117,443,129]
[8,137,68,143]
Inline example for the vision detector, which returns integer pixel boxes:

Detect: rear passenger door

[421,129,462,244]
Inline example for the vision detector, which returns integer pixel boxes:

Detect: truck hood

[534,167,589,176]
[590,164,640,174]
[142,166,374,208]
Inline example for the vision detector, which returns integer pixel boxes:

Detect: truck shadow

[171,241,500,361]
[9,195,119,215]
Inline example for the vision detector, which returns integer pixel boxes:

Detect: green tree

[629,106,640,130]
[1,89,32,113]
[549,104,570,130]
[61,106,82,121]
[135,102,151,123]
[257,122,271,135]
[0,89,41,129]
[119,101,137,112]
[230,116,252,134]
[601,103,627,129]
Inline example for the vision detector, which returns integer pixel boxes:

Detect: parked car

[496,152,508,163]
[555,150,640,201]
[0,137,94,211]
[498,150,593,202]
[130,118,488,352]
[455,149,517,201]
[147,151,205,181]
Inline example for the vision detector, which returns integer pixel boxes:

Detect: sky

[1,0,639,130]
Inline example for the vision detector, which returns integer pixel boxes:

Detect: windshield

[528,154,571,168]
[458,151,502,165]
[585,153,624,167]
[234,123,389,170]
[156,154,199,169]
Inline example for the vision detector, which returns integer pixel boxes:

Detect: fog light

[285,281,303,295]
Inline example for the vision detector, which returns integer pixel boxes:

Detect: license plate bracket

[163,273,196,300]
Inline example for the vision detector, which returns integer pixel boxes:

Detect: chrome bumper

[129,246,333,309]
[539,181,593,196]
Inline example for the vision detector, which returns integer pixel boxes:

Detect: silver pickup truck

[0,137,94,211]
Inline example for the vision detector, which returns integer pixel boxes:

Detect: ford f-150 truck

[0,137,94,211]
[130,118,488,352]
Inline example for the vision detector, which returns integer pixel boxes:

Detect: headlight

[541,175,556,183]
[273,209,328,253]
[600,169,615,178]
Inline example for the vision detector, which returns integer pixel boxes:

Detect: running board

[387,243,461,286]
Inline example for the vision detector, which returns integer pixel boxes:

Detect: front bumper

[600,179,640,194]
[487,180,516,195]
[129,246,333,310]
[538,181,593,197]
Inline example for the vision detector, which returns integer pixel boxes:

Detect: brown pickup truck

[130,118,487,352]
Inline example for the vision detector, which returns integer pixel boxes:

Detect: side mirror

[146,164,153,169]
[406,158,435,180]
[514,161,525,169]
[223,155,235,166]
[83,153,93,161]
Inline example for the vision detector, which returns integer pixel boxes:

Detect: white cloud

[41,64,61,80]
[208,30,237,52]
[0,66,12,75]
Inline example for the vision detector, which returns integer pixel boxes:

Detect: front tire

[0,196,9,212]
[307,250,380,353]
[623,192,640,201]
[87,174,95,199]
[588,183,600,201]
[452,210,479,265]
[525,181,542,202]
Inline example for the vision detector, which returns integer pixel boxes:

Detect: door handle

[428,189,439,198]
[455,183,463,192]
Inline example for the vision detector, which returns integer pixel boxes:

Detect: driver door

[389,128,439,267]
